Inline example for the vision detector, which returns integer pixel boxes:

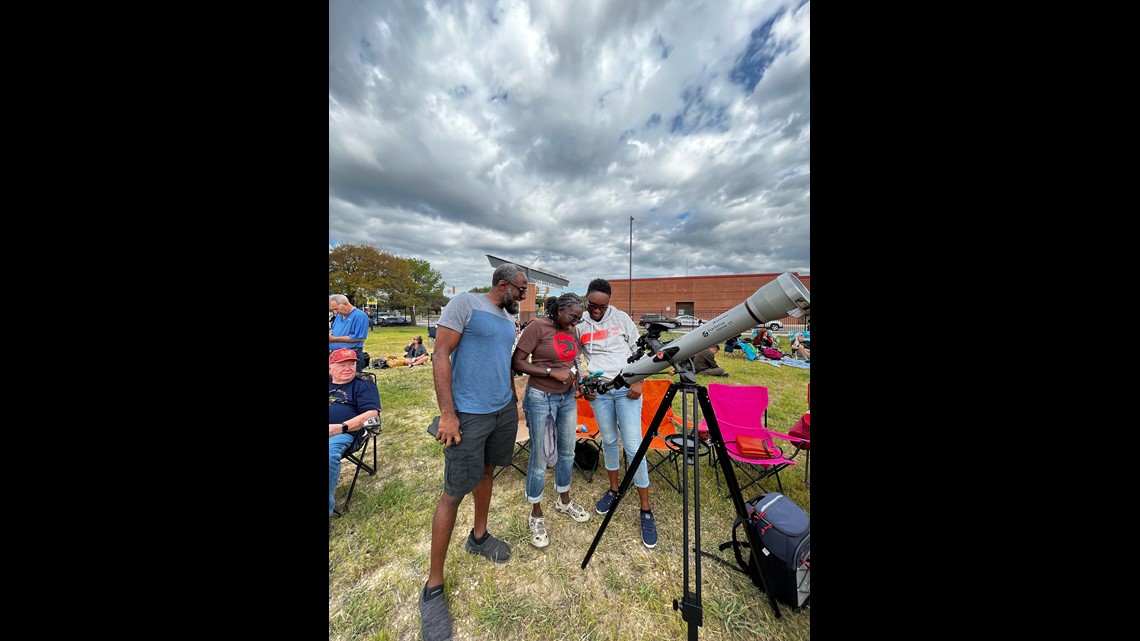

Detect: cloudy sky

[330,0,809,296]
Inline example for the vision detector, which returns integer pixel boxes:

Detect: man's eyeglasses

[501,280,527,296]
[586,302,608,311]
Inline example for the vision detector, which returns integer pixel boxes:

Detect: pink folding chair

[701,383,806,495]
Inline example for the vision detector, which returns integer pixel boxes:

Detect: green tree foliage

[397,258,445,323]
[468,286,491,293]
[329,243,412,308]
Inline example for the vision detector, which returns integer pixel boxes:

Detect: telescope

[608,272,809,390]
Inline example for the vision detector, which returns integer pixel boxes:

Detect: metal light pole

[629,216,634,313]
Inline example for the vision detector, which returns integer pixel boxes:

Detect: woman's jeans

[591,387,649,489]
[523,386,578,503]
[329,433,356,515]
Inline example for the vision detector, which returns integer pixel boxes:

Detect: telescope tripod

[581,370,782,640]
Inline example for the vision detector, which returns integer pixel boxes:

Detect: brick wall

[605,272,810,321]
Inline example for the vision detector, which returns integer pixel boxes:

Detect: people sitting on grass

[692,344,729,376]
[790,332,810,362]
[403,336,430,367]
[752,327,777,350]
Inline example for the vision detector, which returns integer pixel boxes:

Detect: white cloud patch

[330,0,810,294]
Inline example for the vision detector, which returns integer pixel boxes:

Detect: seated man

[674,344,729,377]
[329,348,382,516]
[403,336,430,367]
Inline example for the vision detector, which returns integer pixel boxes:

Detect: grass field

[330,325,811,640]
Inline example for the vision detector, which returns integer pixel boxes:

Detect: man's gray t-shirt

[438,292,516,414]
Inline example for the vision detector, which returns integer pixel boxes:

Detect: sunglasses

[501,280,527,296]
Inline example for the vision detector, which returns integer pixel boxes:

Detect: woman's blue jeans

[523,386,578,503]
[591,387,649,489]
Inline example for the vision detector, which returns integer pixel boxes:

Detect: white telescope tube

[610,272,810,389]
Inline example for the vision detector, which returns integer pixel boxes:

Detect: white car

[672,314,706,327]
[756,320,783,332]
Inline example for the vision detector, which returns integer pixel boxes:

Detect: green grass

[330,325,811,640]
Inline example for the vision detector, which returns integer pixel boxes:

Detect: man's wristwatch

[341,423,349,433]
[545,367,552,378]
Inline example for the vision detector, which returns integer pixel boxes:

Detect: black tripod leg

[698,386,783,619]
[581,384,678,569]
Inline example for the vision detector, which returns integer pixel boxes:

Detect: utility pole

[629,216,634,313]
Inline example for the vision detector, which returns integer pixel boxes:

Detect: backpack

[574,440,599,471]
[761,347,783,360]
[711,492,810,609]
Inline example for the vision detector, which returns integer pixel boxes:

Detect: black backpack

[709,492,810,609]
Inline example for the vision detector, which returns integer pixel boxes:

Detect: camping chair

[495,375,532,479]
[723,335,744,358]
[636,378,698,493]
[739,342,760,361]
[427,324,437,347]
[639,377,720,493]
[337,371,383,514]
[704,383,802,496]
[573,396,602,482]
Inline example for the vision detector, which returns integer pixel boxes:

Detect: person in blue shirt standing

[419,263,530,641]
[329,294,370,373]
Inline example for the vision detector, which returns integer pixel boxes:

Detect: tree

[468,286,490,293]
[396,258,444,324]
[329,243,412,308]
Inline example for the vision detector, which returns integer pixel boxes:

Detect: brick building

[516,272,810,329]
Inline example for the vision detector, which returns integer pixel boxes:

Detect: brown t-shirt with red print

[514,316,580,393]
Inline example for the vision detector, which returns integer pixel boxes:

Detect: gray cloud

[330,0,810,295]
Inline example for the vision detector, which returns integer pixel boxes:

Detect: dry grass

[331,326,811,640]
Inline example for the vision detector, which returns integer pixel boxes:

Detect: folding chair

[427,324,437,347]
[636,378,693,493]
[739,342,760,361]
[495,375,532,479]
[337,371,383,514]
[704,383,803,496]
[573,396,602,482]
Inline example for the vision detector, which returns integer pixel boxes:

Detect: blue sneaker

[595,489,619,515]
[640,510,658,549]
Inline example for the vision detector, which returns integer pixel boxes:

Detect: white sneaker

[554,498,590,523]
[528,515,549,548]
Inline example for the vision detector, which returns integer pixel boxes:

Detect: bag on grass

[574,440,599,471]
[717,492,810,609]
[761,347,783,360]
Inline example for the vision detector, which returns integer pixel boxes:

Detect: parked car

[755,320,783,332]
[639,313,677,328]
[672,314,706,328]
[378,315,412,327]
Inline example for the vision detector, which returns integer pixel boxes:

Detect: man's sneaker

[464,530,512,563]
[640,511,658,549]
[419,584,453,641]
[528,515,550,548]
[554,498,590,522]
[595,489,619,515]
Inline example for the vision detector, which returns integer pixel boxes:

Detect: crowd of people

[330,264,807,641]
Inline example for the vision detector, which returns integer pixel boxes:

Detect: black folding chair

[335,371,382,514]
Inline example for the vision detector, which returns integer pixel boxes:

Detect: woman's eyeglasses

[561,309,582,325]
